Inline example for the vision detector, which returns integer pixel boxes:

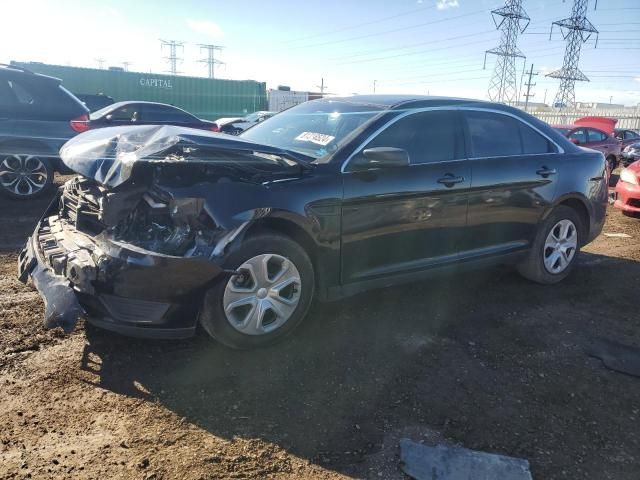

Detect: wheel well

[558,198,590,244]
[243,217,318,266]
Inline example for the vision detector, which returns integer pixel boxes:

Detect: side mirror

[351,147,410,170]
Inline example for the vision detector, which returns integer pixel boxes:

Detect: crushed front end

[18,176,230,338]
[17,125,308,338]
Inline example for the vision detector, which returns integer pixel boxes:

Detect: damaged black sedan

[18,96,607,349]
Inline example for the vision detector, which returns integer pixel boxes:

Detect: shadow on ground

[78,251,640,478]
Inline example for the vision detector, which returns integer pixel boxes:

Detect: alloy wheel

[543,219,577,274]
[223,253,302,335]
[0,155,49,197]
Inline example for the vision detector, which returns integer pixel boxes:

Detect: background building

[12,61,267,120]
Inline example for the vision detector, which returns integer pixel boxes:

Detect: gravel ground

[0,180,639,480]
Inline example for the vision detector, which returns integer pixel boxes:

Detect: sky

[2,0,639,105]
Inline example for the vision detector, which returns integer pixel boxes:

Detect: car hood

[59,124,310,188]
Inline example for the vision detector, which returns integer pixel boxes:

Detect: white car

[215,111,276,135]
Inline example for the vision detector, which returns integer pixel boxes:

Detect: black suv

[0,64,89,198]
[19,96,608,349]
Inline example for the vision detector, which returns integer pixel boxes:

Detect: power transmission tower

[160,39,184,75]
[95,58,105,69]
[484,0,530,105]
[522,63,538,112]
[122,61,132,72]
[546,0,598,110]
[198,44,224,79]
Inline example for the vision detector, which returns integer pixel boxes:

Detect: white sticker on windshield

[295,132,335,146]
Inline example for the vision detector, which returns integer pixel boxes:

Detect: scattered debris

[586,338,640,378]
[603,233,632,238]
[399,439,532,480]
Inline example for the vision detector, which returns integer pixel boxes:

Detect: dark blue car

[0,64,90,198]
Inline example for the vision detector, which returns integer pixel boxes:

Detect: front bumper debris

[18,213,226,338]
[18,230,85,333]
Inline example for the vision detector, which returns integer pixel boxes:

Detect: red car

[553,117,622,170]
[614,160,640,216]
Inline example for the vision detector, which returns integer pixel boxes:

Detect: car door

[586,128,614,156]
[341,109,470,284]
[462,109,561,255]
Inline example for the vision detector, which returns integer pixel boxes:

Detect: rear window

[0,74,86,118]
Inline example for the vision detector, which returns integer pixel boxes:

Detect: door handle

[536,167,557,177]
[437,174,465,187]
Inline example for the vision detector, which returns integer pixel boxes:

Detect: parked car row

[0,64,273,198]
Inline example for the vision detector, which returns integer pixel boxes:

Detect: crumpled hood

[59,124,307,188]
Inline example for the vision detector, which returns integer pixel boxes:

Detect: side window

[520,123,554,154]
[569,129,587,144]
[363,110,460,165]
[625,131,639,140]
[143,104,194,123]
[465,111,521,157]
[0,80,17,108]
[110,105,138,121]
[588,129,607,143]
[9,81,35,105]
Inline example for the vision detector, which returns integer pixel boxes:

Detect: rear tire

[517,205,583,284]
[199,233,315,349]
[0,154,53,199]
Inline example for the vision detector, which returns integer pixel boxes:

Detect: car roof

[108,100,183,109]
[323,94,492,109]
[0,64,62,83]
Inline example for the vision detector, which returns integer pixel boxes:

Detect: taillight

[209,124,220,133]
[70,114,91,133]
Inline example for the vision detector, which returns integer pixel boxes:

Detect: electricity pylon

[484,0,530,105]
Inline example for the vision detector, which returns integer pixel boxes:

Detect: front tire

[199,233,315,349]
[517,205,583,284]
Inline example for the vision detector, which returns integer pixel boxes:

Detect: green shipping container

[11,62,267,120]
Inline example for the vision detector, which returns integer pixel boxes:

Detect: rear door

[586,128,615,157]
[462,109,561,256]
[341,109,470,283]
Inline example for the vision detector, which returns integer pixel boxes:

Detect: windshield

[240,100,383,159]
[553,127,570,136]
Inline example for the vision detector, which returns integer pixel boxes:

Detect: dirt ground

[1,179,639,480]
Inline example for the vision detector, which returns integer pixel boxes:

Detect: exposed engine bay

[60,175,227,258]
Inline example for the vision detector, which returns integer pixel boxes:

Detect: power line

[295,7,494,51]
[335,30,497,65]
[283,2,440,44]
